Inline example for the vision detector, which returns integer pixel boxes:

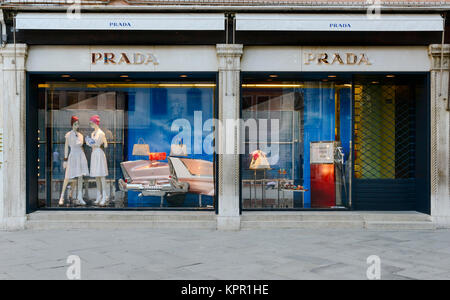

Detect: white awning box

[16,13,225,31]
[235,13,444,32]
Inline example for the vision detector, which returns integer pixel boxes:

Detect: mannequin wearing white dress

[87,115,109,207]
[58,116,89,206]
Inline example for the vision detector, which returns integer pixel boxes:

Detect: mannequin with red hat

[58,116,89,207]
[87,115,109,207]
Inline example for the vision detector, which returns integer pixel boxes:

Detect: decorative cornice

[429,44,450,71]
[216,44,243,57]
[429,44,450,57]
[0,44,28,58]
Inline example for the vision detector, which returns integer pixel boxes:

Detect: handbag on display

[249,150,271,170]
[132,138,150,156]
[85,136,95,147]
[170,139,188,157]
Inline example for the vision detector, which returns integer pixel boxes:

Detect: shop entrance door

[352,75,430,213]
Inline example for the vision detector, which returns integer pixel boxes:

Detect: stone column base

[1,217,26,231]
[433,216,450,229]
[217,216,241,231]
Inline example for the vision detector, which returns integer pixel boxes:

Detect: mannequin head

[89,115,100,129]
[71,116,79,131]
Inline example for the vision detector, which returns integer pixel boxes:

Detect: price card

[310,141,334,164]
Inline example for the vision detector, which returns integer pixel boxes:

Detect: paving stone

[0,273,13,280]
[29,258,68,271]
[1,229,450,279]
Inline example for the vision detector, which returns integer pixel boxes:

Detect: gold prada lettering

[118,53,131,64]
[304,52,371,66]
[346,53,358,65]
[318,53,329,64]
[133,53,145,65]
[145,54,158,65]
[358,53,371,65]
[304,53,316,65]
[104,53,116,64]
[331,54,344,65]
[92,53,102,64]
[91,52,159,66]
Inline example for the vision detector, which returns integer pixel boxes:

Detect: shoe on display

[73,199,86,206]
[76,198,87,206]
[76,190,86,206]
[58,197,65,206]
[99,193,109,207]
[94,192,102,205]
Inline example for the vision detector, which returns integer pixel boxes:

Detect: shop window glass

[37,82,216,209]
[241,75,426,210]
[241,80,352,209]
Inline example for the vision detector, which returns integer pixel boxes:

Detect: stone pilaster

[428,44,450,228]
[216,44,243,230]
[0,44,28,230]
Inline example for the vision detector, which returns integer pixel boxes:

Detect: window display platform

[26,210,217,230]
[240,211,434,230]
[242,179,305,209]
[24,210,434,230]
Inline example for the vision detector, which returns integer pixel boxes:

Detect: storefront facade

[1,7,450,230]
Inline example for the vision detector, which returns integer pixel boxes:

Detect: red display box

[310,163,336,208]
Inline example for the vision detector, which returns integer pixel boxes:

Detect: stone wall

[0,43,449,230]
[0,44,28,230]
[429,44,450,227]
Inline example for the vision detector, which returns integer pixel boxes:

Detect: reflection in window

[241,81,352,209]
[37,82,216,209]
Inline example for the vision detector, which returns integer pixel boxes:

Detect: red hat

[71,116,79,126]
[89,115,100,126]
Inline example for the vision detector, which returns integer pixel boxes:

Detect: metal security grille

[354,81,416,180]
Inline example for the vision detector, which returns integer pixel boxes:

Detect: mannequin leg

[83,177,89,201]
[99,176,109,206]
[75,177,86,206]
[58,178,70,206]
[94,177,102,205]
[68,180,75,201]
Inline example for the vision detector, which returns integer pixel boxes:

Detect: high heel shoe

[74,190,87,206]
[93,192,102,206]
[99,192,109,207]
[74,198,86,206]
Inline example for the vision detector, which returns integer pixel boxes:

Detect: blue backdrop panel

[339,88,352,161]
[302,87,336,207]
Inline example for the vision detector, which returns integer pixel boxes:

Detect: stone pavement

[0,228,450,280]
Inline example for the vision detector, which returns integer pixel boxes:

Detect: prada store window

[241,73,426,210]
[37,80,216,209]
[241,77,353,209]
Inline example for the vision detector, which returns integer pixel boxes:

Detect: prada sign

[304,52,371,65]
[91,52,159,66]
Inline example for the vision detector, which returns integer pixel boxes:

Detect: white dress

[65,130,89,179]
[89,129,108,177]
